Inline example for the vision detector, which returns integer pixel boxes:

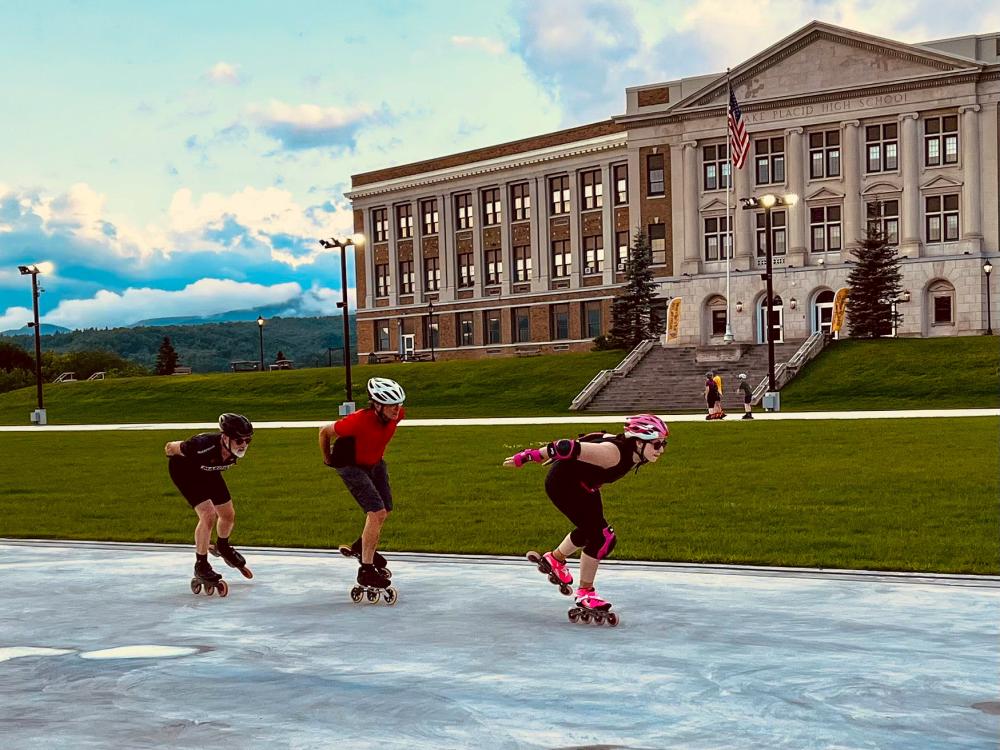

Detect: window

[552,239,571,277]
[755,137,785,185]
[513,307,531,343]
[809,130,840,179]
[933,295,953,325]
[375,263,390,297]
[703,144,731,191]
[395,204,413,239]
[421,199,438,235]
[866,200,899,245]
[809,205,842,252]
[458,252,475,287]
[646,153,664,195]
[925,194,959,242]
[510,183,530,221]
[551,304,570,340]
[513,244,532,282]
[550,176,570,215]
[712,309,727,337]
[584,301,602,338]
[613,164,628,205]
[485,248,502,285]
[375,320,391,352]
[756,211,787,256]
[615,230,629,271]
[484,309,501,344]
[455,194,474,229]
[482,188,501,226]
[924,115,959,167]
[866,123,898,173]
[424,256,440,291]
[398,260,413,294]
[648,223,666,265]
[458,313,474,347]
[580,170,603,210]
[372,208,388,243]
[583,236,604,274]
[703,216,732,261]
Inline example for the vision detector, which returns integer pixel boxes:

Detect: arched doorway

[757,294,784,344]
[813,290,835,335]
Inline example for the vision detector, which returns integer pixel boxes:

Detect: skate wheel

[240,567,253,579]
[382,569,392,581]
[580,612,591,624]
[216,580,229,597]
[384,587,398,606]
[559,583,572,596]
[339,545,354,558]
[208,544,219,557]
[568,610,579,623]
[548,573,559,585]
[350,586,364,603]
[594,614,605,625]
[204,584,215,596]
[366,589,379,603]
[526,551,541,564]
[607,612,619,627]
[190,578,202,595]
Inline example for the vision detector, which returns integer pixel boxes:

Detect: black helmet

[218,413,253,439]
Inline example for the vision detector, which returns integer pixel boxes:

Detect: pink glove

[511,448,547,467]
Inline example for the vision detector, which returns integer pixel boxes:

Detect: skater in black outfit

[738,373,754,419]
[165,413,254,593]
[505,414,669,621]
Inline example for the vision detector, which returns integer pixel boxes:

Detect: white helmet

[738,373,747,380]
[367,377,405,405]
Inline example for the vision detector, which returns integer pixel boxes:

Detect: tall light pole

[428,300,436,362]
[740,193,798,409]
[985,261,994,336]
[320,234,365,414]
[257,315,265,371]
[18,264,45,424]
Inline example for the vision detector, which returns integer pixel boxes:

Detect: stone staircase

[583,342,804,413]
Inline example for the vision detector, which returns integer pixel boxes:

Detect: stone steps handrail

[569,339,656,411]
[751,332,827,404]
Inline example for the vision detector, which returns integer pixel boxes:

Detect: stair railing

[569,338,656,411]
[751,331,827,404]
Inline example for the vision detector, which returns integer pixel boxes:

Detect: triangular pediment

[675,21,980,113]
[806,186,845,201]
[700,197,731,212]
[920,175,963,190]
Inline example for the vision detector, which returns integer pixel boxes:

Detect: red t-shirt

[333,407,405,465]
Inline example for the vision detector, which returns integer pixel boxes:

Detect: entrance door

[757,298,784,343]
[814,290,835,335]
[401,334,415,359]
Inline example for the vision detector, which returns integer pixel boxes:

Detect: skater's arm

[318,423,337,466]
[164,441,184,457]
[504,436,618,469]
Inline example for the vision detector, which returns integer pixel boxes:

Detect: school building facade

[346,21,1000,361]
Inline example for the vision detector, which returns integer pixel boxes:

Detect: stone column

[682,141,700,274]
[842,120,861,251]
[899,113,921,257]
[412,200,425,301]
[471,188,484,297]
[785,127,806,264]
[960,104,983,247]
[440,192,457,302]
[601,162,615,285]
[669,143,686,274]
[532,176,550,292]
[499,183,513,295]
[734,153,753,263]
[361,208,375,309]
[569,168,582,285]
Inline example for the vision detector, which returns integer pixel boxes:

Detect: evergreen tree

[155,336,178,375]
[609,230,662,348]
[846,205,904,338]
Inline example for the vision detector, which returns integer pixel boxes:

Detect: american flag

[728,86,750,170]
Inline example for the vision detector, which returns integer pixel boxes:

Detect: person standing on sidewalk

[738,373,754,419]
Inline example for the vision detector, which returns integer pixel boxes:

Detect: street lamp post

[18,265,45,423]
[740,193,798,410]
[257,315,265,371]
[428,300,436,362]
[985,261,994,336]
[320,235,365,414]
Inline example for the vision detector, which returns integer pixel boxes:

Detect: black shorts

[169,458,232,509]
[544,468,607,540]
[335,461,393,513]
[707,394,719,407]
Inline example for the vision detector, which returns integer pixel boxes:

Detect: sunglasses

[648,440,666,450]
[229,436,252,446]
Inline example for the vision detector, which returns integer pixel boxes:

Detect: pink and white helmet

[623,414,669,442]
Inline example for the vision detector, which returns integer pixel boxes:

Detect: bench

[515,347,542,358]
[404,352,432,362]
[172,366,192,376]
[268,359,295,371]
[230,361,259,372]
[367,352,400,364]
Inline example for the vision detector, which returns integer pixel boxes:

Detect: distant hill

[1,323,72,336]
[0,315,355,372]
[130,303,297,327]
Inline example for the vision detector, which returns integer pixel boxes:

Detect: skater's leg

[553,531,580,563]
[193,500,218,556]
[579,553,599,590]
[215,500,235,539]
[361,509,388,565]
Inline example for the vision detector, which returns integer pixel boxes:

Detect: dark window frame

[646,153,665,195]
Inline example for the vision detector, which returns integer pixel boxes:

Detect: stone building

[347,21,999,360]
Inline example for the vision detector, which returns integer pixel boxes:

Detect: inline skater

[504,413,669,623]
[319,377,405,599]
[165,413,255,595]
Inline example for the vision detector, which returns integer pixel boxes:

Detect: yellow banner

[831,287,849,333]
[667,297,682,341]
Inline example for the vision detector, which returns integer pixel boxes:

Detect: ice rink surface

[1,540,997,750]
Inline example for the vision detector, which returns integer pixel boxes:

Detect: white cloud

[451,35,506,55]
[247,100,382,150]
[206,61,245,86]
[0,305,34,332]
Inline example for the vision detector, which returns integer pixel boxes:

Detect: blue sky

[1,0,997,330]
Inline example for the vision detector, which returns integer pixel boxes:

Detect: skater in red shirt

[319,377,405,594]
[505,414,669,624]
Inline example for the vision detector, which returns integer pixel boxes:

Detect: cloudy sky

[1,0,997,331]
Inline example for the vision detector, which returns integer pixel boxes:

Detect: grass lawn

[781,336,999,411]
[2,417,996,574]
[0,349,626,425]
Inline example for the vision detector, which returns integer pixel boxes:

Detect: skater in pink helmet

[504,413,669,621]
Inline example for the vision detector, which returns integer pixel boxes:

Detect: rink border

[3,538,997,589]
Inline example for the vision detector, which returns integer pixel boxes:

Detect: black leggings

[544,473,609,558]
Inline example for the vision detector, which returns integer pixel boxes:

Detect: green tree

[846,207,904,338]
[0,340,34,372]
[609,230,662,348]
[155,336,179,375]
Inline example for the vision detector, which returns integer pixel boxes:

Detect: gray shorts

[335,461,393,513]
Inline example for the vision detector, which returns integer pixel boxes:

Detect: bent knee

[368,508,389,522]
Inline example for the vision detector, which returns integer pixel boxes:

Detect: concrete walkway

[1,541,997,749]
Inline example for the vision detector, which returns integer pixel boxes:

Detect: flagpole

[723,68,734,344]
